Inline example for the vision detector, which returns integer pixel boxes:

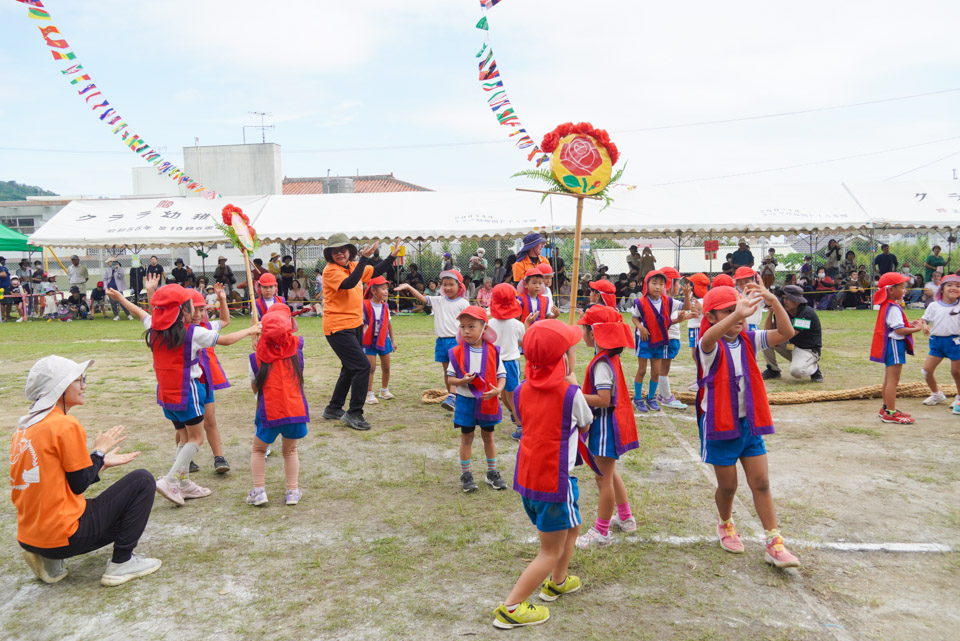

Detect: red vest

[199,321,230,391]
[517,294,548,322]
[448,341,502,422]
[583,352,638,456]
[635,295,672,347]
[249,337,309,428]
[513,382,600,501]
[870,301,914,363]
[695,330,774,440]
[362,300,390,350]
[255,295,285,317]
[152,324,199,411]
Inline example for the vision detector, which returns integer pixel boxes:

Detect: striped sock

[634,381,643,400]
[486,457,497,472]
[617,502,633,522]
[460,459,470,474]
[647,380,659,400]
[595,518,611,537]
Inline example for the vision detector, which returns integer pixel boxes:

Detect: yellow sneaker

[492,601,550,629]
[539,574,582,602]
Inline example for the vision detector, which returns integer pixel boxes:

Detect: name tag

[793,318,811,330]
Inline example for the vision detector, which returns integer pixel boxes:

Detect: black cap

[781,285,808,304]
[70,286,80,294]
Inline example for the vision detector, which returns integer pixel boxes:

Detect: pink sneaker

[717,518,744,553]
[179,479,212,499]
[765,536,800,568]
[155,476,185,506]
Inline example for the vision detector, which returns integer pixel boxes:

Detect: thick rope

[675,382,957,406]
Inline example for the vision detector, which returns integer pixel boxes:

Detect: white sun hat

[19,355,94,429]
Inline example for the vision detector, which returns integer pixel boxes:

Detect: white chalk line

[522,534,952,553]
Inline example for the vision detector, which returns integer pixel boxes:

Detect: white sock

[660,375,671,398]
[166,443,198,483]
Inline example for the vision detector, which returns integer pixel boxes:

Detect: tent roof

[28,182,960,249]
[0,221,42,252]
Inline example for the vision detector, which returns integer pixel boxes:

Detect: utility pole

[243,112,274,144]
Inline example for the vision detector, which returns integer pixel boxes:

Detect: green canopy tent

[0,222,42,252]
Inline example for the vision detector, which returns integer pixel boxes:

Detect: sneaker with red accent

[764,535,800,568]
[717,518,744,553]
[879,409,915,424]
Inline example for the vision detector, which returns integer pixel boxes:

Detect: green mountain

[0,180,58,201]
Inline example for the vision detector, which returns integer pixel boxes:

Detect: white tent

[28,182,960,249]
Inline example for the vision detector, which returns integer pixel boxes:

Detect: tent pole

[676,231,681,270]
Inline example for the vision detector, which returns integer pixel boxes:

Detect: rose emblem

[559,136,602,176]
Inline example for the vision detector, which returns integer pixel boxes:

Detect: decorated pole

[216,204,260,342]
[514,122,624,323]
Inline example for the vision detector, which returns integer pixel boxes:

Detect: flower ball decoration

[216,204,259,252]
[513,122,624,207]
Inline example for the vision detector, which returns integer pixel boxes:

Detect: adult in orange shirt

[511,232,550,283]
[322,233,401,431]
[10,356,161,586]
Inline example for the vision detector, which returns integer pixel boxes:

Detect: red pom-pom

[606,142,619,165]
[541,131,560,152]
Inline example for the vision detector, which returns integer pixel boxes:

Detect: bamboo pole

[568,196,585,325]
[242,248,259,347]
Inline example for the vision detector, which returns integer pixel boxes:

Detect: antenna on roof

[243,112,274,144]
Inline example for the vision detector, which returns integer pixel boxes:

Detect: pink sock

[617,503,633,522]
[595,518,611,537]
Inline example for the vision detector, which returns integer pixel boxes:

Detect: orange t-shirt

[10,407,91,548]
[512,255,548,282]
[322,261,374,335]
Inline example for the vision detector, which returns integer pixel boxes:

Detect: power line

[1,87,958,156]
[882,149,960,181]
[650,135,960,186]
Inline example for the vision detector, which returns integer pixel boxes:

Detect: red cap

[96,281,104,288]
[589,279,616,294]
[643,269,669,294]
[873,272,912,305]
[150,284,193,330]
[687,273,709,299]
[733,266,757,281]
[523,268,544,280]
[660,266,681,281]
[259,272,277,286]
[364,275,388,298]
[523,319,581,389]
[712,274,735,288]
[578,305,633,350]
[189,289,206,308]
[490,283,522,320]
[257,307,298,364]
[536,263,554,276]
[456,305,497,344]
[699,285,741,337]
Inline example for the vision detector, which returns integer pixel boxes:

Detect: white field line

[522,534,952,553]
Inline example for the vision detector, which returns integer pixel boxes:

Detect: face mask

[817,272,825,278]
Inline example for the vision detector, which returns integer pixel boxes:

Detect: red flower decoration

[221,204,244,226]
[559,136,603,176]
[539,122,619,165]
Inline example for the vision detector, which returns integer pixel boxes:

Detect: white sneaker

[128,315,134,320]
[178,479,211,499]
[16,318,24,323]
[101,553,162,586]
[22,551,68,583]
[379,388,395,400]
[155,476,185,506]
[366,392,379,404]
[610,515,638,533]
[575,527,613,549]
[923,391,947,406]
[113,316,120,321]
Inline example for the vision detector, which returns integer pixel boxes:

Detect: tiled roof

[282,173,432,195]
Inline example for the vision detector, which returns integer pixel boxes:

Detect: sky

[1,0,959,198]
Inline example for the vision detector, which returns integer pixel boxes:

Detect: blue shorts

[885,338,908,366]
[255,416,308,444]
[363,335,394,356]
[698,415,766,467]
[688,327,700,349]
[522,477,581,533]
[200,380,215,405]
[666,338,681,360]
[635,337,668,360]
[928,335,960,361]
[162,380,206,424]
[503,359,520,392]
[453,394,500,430]
[587,410,619,460]
[435,336,457,363]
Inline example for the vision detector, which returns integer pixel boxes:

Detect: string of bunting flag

[13,0,218,200]
[475,0,550,167]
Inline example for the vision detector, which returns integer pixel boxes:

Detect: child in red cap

[396,269,468,411]
[517,268,558,323]
[656,266,693,410]
[362,276,395,404]
[587,279,617,308]
[445,306,507,492]
[685,273,709,391]
[488,283,536,441]
[537,263,556,310]
[696,283,799,568]
[246,305,309,506]
[106,283,260,506]
[493,319,597,629]
[733,267,764,332]
[575,305,640,549]
[870,272,923,423]
[917,274,960,413]
[255,273,285,317]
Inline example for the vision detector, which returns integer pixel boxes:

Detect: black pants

[20,469,155,564]
[325,326,370,414]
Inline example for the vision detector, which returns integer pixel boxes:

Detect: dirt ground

[0,311,957,641]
